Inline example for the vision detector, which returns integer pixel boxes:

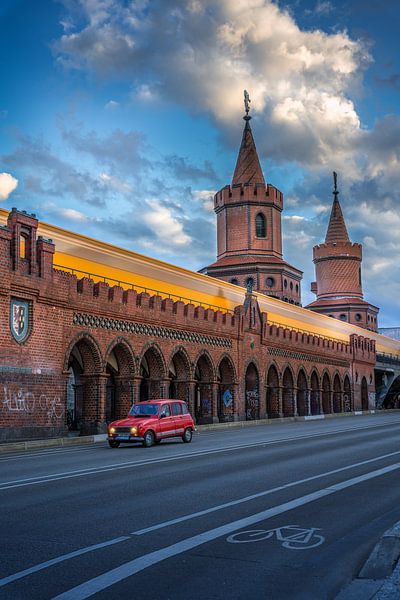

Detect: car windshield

[129,403,159,417]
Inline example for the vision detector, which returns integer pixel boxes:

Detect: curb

[336,522,400,599]
[0,409,398,455]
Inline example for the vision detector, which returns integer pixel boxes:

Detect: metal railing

[53,264,235,315]
[376,353,400,367]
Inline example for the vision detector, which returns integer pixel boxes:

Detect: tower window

[246,277,254,292]
[230,278,239,285]
[355,313,362,322]
[255,213,266,238]
[284,279,288,289]
[266,277,274,288]
[20,235,27,259]
[340,314,347,321]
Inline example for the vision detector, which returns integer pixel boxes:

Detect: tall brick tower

[201,93,302,305]
[306,173,379,331]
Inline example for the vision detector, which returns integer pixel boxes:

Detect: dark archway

[194,353,214,424]
[343,375,352,412]
[168,349,190,402]
[333,374,342,413]
[139,346,165,402]
[383,375,400,408]
[245,363,260,420]
[296,370,308,416]
[105,341,135,421]
[361,377,369,411]
[310,371,320,415]
[322,373,331,414]
[266,365,280,418]
[218,356,236,422]
[65,335,102,435]
[282,368,294,417]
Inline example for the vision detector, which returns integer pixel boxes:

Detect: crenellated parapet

[214,183,283,212]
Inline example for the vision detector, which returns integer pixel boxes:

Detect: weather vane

[333,171,339,198]
[244,90,251,117]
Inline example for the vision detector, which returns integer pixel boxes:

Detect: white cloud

[54,0,370,169]
[0,172,18,200]
[192,189,216,212]
[104,100,119,110]
[143,199,191,246]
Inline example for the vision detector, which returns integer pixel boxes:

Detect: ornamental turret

[306,173,379,331]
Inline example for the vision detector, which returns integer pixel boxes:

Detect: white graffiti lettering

[2,386,63,420]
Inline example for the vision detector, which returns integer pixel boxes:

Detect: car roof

[141,399,185,404]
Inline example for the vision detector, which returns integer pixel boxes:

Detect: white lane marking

[53,462,400,600]
[131,448,400,535]
[1,449,399,589]
[0,537,130,587]
[1,420,399,491]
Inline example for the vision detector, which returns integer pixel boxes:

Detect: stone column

[211,382,220,424]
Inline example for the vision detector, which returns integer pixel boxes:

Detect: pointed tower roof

[232,116,265,186]
[325,172,350,243]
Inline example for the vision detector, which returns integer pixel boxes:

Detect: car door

[171,402,185,435]
[158,403,175,439]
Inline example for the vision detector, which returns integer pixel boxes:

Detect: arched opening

[322,373,331,414]
[310,371,320,415]
[343,376,352,412]
[255,213,266,237]
[266,365,280,418]
[139,346,165,402]
[66,336,102,435]
[245,363,259,420]
[194,354,214,424]
[361,377,369,411]
[218,357,235,422]
[383,375,400,409]
[282,368,294,417]
[333,375,342,413]
[105,342,135,422]
[296,370,308,416]
[168,350,190,402]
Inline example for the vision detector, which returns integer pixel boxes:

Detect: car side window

[181,403,189,414]
[172,403,182,416]
[161,404,171,417]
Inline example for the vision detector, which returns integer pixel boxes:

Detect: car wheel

[143,430,155,448]
[182,428,192,443]
[108,440,120,448]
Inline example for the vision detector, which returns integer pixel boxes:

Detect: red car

[107,399,195,448]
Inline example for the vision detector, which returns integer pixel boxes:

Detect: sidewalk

[336,522,400,599]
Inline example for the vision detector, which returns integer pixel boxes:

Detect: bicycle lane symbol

[226,525,325,550]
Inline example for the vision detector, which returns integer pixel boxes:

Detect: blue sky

[0,0,399,326]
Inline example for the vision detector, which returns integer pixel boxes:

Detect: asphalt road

[1,413,400,600]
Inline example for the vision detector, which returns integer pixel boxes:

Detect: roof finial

[244,90,251,121]
[333,171,339,198]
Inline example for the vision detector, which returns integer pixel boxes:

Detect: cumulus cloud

[0,172,18,200]
[142,199,191,247]
[54,0,370,170]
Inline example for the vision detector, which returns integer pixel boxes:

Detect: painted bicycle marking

[226,525,325,550]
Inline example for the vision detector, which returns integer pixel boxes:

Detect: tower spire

[231,91,265,186]
[325,171,350,243]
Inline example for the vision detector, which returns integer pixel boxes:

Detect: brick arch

[266,363,280,418]
[104,337,136,376]
[64,331,103,374]
[245,362,260,421]
[361,376,369,411]
[64,332,104,435]
[139,343,167,401]
[333,372,342,413]
[139,342,167,378]
[167,346,191,402]
[322,371,331,414]
[282,367,295,417]
[217,353,237,383]
[217,354,237,422]
[193,350,216,381]
[194,351,215,424]
[343,374,352,412]
[296,368,308,417]
[168,346,191,381]
[310,370,320,415]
